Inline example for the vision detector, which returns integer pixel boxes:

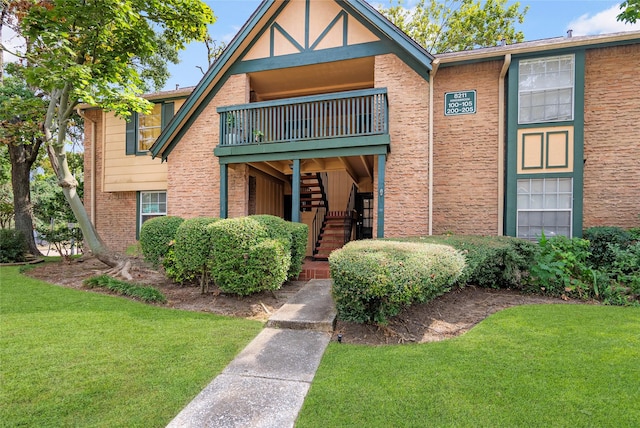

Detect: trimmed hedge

[0,229,27,263]
[208,217,290,295]
[330,240,465,324]
[169,217,220,284]
[139,216,184,267]
[389,235,537,289]
[250,215,308,279]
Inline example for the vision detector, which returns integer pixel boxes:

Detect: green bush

[390,235,537,289]
[169,217,220,287]
[209,217,290,295]
[525,234,595,298]
[0,229,27,263]
[250,215,307,279]
[83,275,167,303]
[288,221,308,279]
[139,216,184,267]
[583,226,632,270]
[244,239,290,294]
[330,240,465,324]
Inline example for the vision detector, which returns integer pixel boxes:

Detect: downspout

[77,108,97,224]
[498,54,511,235]
[428,58,440,236]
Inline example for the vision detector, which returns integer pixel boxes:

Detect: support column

[220,163,228,218]
[291,159,301,223]
[377,154,385,238]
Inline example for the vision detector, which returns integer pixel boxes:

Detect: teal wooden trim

[376,154,386,238]
[516,172,575,179]
[572,49,585,238]
[161,102,174,130]
[545,130,570,169]
[343,9,348,46]
[310,10,347,51]
[234,40,392,73]
[292,159,301,223]
[272,22,304,54]
[521,132,544,170]
[215,134,390,158]
[220,164,228,219]
[504,60,520,236]
[216,143,389,165]
[126,113,137,155]
[135,191,141,240]
[218,88,387,112]
[305,0,310,49]
[517,120,575,129]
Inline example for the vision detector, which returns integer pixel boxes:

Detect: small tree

[380,0,528,53]
[4,0,215,277]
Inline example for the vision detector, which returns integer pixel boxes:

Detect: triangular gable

[150,0,433,161]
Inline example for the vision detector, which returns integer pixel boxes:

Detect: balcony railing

[218,88,388,146]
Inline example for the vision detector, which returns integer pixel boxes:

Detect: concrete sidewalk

[167,279,336,428]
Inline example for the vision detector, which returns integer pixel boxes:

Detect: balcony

[217,88,388,147]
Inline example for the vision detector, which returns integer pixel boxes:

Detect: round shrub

[209,217,290,295]
[244,239,290,295]
[170,217,220,283]
[139,216,184,267]
[583,226,632,270]
[250,215,307,279]
[0,229,27,263]
[329,240,466,324]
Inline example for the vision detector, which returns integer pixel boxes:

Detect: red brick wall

[583,44,640,229]
[167,74,249,219]
[83,110,138,252]
[432,60,502,235]
[374,54,430,237]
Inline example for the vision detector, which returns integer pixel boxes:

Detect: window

[126,102,174,155]
[519,55,574,124]
[138,104,162,151]
[139,191,167,229]
[517,178,572,240]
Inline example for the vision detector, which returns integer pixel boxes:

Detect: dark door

[355,192,373,240]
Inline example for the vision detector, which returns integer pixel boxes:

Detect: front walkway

[166,279,336,428]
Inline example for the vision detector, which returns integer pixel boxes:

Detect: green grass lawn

[298,304,640,427]
[0,265,263,427]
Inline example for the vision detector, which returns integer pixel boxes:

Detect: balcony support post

[220,163,228,218]
[292,159,301,223]
[377,153,385,238]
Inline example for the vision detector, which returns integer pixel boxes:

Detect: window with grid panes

[517,178,572,240]
[519,55,574,124]
[139,191,167,230]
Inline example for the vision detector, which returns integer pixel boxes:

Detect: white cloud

[568,3,640,36]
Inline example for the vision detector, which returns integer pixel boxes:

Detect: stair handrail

[311,206,327,258]
[316,172,329,213]
[344,183,357,244]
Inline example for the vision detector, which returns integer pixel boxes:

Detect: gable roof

[149,0,434,161]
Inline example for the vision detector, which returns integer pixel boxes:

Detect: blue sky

[163,0,640,91]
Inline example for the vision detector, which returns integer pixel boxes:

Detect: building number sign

[444,90,476,116]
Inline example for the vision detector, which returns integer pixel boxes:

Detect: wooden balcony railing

[217,88,388,146]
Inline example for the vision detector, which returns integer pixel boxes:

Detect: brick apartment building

[81,0,640,257]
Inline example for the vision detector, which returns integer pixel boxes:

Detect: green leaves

[380,0,528,53]
[618,0,640,24]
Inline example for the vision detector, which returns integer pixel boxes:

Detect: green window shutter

[161,102,174,129]
[126,112,138,155]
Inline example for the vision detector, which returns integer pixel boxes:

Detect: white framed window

[517,178,572,240]
[519,55,574,124]
[139,191,167,229]
[138,103,162,151]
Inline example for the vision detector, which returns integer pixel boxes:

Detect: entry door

[355,193,373,240]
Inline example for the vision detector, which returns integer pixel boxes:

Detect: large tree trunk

[8,141,42,257]
[46,144,133,278]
